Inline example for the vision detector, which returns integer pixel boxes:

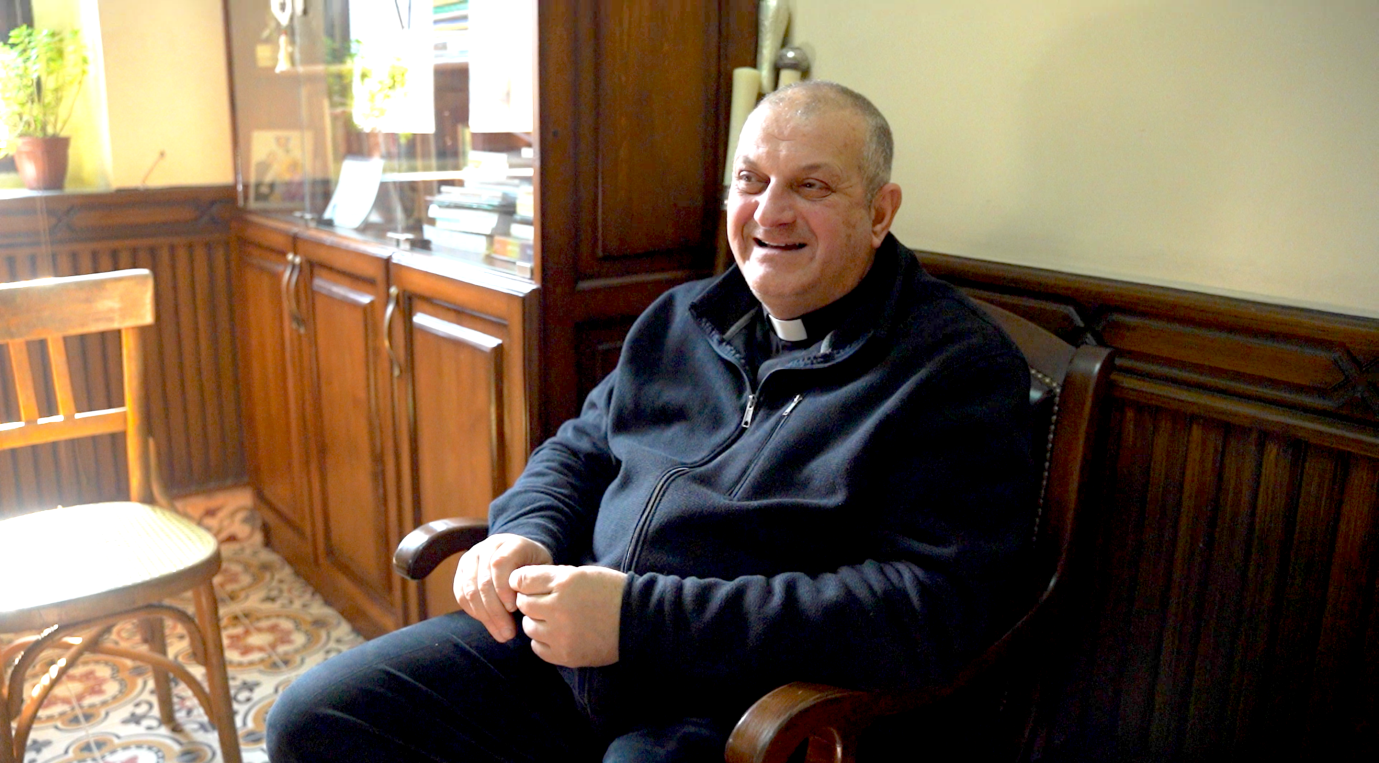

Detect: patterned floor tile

[2,488,364,763]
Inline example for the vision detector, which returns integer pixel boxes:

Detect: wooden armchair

[393,298,1114,763]
[0,270,241,763]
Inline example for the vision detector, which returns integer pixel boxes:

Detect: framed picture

[248,129,310,208]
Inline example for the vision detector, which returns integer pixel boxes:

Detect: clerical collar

[766,312,808,342]
[761,259,879,346]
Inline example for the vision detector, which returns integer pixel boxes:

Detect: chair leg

[138,617,177,727]
[192,582,242,763]
[0,671,14,763]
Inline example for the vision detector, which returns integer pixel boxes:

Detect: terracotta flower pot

[14,136,71,190]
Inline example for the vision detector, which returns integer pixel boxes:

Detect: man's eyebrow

[736,158,843,176]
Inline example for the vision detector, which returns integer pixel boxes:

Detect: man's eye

[735,173,766,192]
[797,180,831,198]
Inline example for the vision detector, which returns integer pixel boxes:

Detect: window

[0,0,33,174]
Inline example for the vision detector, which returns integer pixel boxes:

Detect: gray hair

[755,80,895,198]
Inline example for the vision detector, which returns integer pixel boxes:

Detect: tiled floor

[1,488,364,763]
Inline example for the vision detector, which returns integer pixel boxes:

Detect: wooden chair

[392,298,1114,763]
[0,270,241,763]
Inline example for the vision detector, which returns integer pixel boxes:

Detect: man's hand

[454,533,553,642]
[511,565,627,668]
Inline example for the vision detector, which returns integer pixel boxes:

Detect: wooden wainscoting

[918,252,1379,760]
[0,187,244,514]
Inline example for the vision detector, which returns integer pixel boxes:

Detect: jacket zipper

[729,393,804,499]
[621,387,758,572]
[741,394,758,427]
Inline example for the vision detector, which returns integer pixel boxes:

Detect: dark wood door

[295,238,402,638]
[389,261,538,622]
[230,220,313,573]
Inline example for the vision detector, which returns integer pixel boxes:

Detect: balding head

[753,81,895,199]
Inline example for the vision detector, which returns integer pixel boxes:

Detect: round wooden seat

[0,502,221,632]
[0,502,237,763]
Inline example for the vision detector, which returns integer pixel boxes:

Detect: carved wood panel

[534,0,757,438]
[408,303,508,620]
[232,240,312,547]
[307,269,391,599]
[913,250,1379,759]
[1039,390,1379,759]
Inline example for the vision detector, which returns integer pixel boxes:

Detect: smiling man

[268,81,1033,763]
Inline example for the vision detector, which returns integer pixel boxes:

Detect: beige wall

[97,0,233,188]
[24,0,233,189]
[791,0,1379,318]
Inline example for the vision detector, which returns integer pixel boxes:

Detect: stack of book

[433,0,469,62]
[423,181,534,266]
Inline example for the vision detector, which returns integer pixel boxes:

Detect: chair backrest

[971,299,1114,608]
[0,269,156,503]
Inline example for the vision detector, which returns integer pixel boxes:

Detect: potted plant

[0,25,88,190]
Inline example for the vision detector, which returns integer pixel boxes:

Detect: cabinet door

[297,243,402,637]
[231,224,313,572]
[391,272,535,622]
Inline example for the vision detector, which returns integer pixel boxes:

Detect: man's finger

[491,554,525,613]
[510,564,558,594]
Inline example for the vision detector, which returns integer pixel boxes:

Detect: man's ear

[869,182,902,249]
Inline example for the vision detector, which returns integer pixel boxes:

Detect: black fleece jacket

[489,234,1033,731]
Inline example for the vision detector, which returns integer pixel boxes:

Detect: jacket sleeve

[617,345,1033,708]
[487,373,619,564]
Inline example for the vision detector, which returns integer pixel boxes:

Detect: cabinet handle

[286,253,307,334]
[384,285,402,378]
[279,253,297,331]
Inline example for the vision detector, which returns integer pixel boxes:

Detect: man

[267,81,1031,762]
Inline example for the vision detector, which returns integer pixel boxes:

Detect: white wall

[790,0,1379,318]
[24,0,233,189]
[97,0,233,188]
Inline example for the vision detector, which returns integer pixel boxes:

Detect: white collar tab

[767,312,808,342]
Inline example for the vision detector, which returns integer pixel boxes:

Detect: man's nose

[753,182,796,228]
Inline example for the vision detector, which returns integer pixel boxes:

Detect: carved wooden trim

[922,252,1379,425]
[0,187,237,250]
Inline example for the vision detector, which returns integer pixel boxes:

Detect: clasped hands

[453,533,626,668]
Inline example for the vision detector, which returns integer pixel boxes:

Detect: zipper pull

[741,393,758,428]
[781,394,803,417]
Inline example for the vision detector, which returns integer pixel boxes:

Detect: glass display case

[224,0,536,277]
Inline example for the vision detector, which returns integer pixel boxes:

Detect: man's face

[727,105,897,319]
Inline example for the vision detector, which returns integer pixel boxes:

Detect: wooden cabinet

[292,236,402,635]
[228,1,757,634]
[387,256,538,621]
[232,217,405,636]
[231,221,314,573]
[232,216,538,635]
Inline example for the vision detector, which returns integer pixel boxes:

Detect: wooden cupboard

[232,215,538,636]
[227,0,757,634]
[386,254,539,622]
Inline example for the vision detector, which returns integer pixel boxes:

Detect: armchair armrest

[726,587,1064,763]
[392,517,490,580]
[726,682,891,763]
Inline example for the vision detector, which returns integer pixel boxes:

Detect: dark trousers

[265,611,731,762]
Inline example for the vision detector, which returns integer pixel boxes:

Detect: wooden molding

[921,251,1379,426]
[0,187,237,250]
